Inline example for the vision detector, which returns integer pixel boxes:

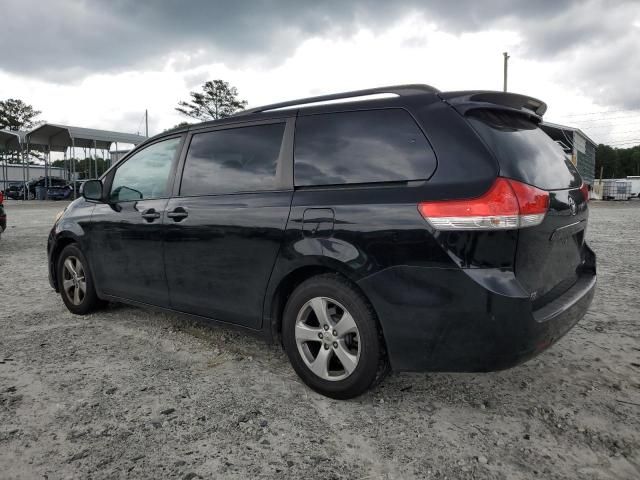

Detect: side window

[294,109,436,186]
[180,123,285,196]
[110,137,181,202]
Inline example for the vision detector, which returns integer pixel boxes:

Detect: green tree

[631,150,640,176]
[51,157,111,179]
[0,98,41,131]
[595,144,640,178]
[164,121,191,133]
[595,144,617,178]
[176,80,247,121]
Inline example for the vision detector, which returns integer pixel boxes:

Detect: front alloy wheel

[57,244,102,315]
[61,256,86,306]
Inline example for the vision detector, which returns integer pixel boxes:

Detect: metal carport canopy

[0,129,23,151]
[26,123,147,150]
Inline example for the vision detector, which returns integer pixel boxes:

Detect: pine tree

[176,80,247,121]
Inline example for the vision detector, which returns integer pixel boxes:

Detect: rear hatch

[464,107,588,304]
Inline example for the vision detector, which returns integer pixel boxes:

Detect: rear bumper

[358,248,596,372]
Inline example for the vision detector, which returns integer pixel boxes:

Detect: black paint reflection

[468,110,582,190]
[164,191,292,328]
[294,109,437,186]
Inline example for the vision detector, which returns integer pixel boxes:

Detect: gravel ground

[0,199,639,480]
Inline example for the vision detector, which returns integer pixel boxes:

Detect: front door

[164,121,293,329]
[88,136,183,306]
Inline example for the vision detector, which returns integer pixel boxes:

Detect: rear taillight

[418,178,549,230]
[580,183,589,202]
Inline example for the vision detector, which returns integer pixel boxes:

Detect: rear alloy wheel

[295,296,361,382]
[283,274,386,399]
[57,244,101,315]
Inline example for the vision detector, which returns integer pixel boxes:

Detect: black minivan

[48,85,596,399]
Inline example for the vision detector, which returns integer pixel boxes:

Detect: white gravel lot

[0,199,639,480]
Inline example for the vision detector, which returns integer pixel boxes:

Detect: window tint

[180,123,285,196]
[110,137,181,202]
[467,110,582,190]
[294,109,435,186]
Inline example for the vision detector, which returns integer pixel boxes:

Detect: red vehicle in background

[0,190,6,239]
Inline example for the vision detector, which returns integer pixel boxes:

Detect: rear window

[294,109,436,186]
[468,110,582,190]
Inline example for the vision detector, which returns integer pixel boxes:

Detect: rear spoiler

[439,90,547,121]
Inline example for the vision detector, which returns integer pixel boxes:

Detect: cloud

[560,13,640,109]
[0,1,634,75]
[1,0,638,132]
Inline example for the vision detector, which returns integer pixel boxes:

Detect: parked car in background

[3,182,24,200]
[20,177,67,200]
[47,85,596,399]
[69,180,86,196]
[47,180,87,201]
[0,190,6,239]
[47,185,74,200]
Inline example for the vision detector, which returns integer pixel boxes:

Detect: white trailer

[627,176,640,198]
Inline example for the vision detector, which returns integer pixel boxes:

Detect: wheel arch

[49,234,81,291]
[264,260,387,353]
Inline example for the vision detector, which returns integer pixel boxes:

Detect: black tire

[282,273,387,399]
[57,244,102,315]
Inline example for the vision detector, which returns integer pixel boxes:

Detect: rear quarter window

[467,110,582,190]
[294,109,436,186]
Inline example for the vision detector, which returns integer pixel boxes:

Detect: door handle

[141,208,161,222]
[167,207,188,222]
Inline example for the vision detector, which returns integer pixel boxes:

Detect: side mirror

[82,180,103,202]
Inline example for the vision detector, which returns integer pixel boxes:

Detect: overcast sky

[1,0,639,146]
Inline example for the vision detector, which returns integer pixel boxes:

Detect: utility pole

[145,109,149,138]
[503,52,510,92]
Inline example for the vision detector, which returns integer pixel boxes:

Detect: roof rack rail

[236,84,439,116]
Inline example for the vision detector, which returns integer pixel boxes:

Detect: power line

[609,139,640,144]
[572,121,640,131]
[597,128,640,136]
[569,114,640,124]
[602,130,640,138]
[560,107,640,118]
[557,113,640,123]
[607,136,640,143]
[608,139,640,145]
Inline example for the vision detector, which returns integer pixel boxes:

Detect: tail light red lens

[0,191,4,204]
[580,183,589,202]
[418,178,549,230]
